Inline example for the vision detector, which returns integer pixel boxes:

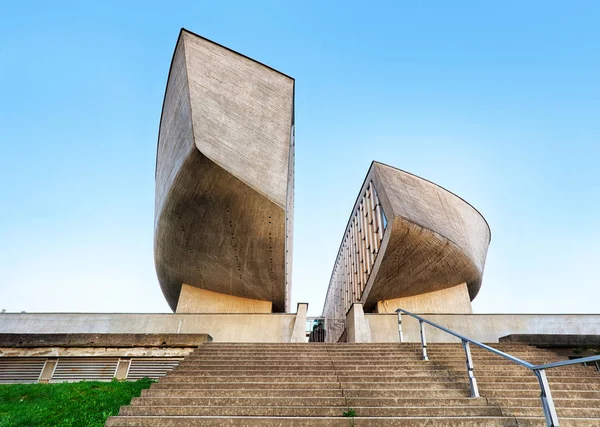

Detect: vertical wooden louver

[323,181,387,328]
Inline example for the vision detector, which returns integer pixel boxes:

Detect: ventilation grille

[127,358,182,380]
[0,358,45,383]
[50,358,119,382]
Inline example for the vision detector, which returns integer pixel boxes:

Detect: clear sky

[0,1,598,315]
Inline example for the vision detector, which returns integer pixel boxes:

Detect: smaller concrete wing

[323,162,491,329]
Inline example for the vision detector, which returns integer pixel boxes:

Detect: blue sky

[0,1,598,315]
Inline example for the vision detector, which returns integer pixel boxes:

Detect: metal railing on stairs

[396,308,600,427]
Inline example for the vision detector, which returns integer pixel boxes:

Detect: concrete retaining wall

[366,313,600,343]
[3,312,598,344]
[0,313,299,343]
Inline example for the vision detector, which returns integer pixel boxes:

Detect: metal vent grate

[50,358,119,382]
[126,358,182,380]
[0,358,46,383]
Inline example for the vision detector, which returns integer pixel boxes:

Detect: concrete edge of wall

[499,334,600,347]
[365,313,600,343]
[0,333,213,348]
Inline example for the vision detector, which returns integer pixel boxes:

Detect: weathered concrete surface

[322,161,490,321]
[366,313,600,343]
[0,333,212,348]
[106,342,600,426]
[364,162,490,309]
[376,283,472,314]
[176,285,272,314]
[155,29,295,313]
[0,347,193,358]
[0,313,298,343]
[499,334,600,347]
[290,303,308,343]
[346,303,372,343]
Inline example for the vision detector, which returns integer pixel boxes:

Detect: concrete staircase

[106,343,600,426]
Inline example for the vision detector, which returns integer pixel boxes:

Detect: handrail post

[534,368,559,426]
[462,340,479,398]
[397,311,403,342]
[419,320,428,361]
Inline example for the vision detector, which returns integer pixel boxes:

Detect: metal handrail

[396,308,600,427]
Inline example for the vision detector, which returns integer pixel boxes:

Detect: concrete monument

[322,161,491,341]
[154,29,295,314]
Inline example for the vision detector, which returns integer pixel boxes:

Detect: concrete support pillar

[176,284,273,313]
[290,303,308,342]
[376,283,473,314]
[346,303,372,343]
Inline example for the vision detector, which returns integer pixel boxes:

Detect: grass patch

[0,378,153,427]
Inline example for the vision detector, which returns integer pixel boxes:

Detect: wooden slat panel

[323,181,388,332]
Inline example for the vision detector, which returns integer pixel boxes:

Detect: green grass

[0,378,153,427]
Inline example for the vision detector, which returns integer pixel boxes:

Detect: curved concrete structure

[154,29,294,313]
[323,162,490,323]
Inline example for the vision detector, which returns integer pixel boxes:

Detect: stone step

[349,379,600,391]
[487,398,600,408]
[479,380,600,389]
[342,387,600,398]
[344,394,599,405]
[144,388,474,399]
[193,345,552,351]
[448,365,588,372]
[191,348,547,353]
[189,352,548,358]
[169,369,600,382]
[477,380,600,393]
[516,420,600,427]
[461,375,600,383]
[131,396,348,407]
[190,347,558,358]
[343,389,600,400]
[142,390,495,405]
[194,343,536,348]
[185,353,558,359]
[136,389,600,408]
[480,390,600,399]
[105,415,600,427]
[137,392,522,407]
[144,380,600,396]
[157,374,600,390]
[169,367,599,382]
[148,382,342,390]
[174,363,590,375]
[500,407,600,418]
[176,361,453,368]
[159,375,341,383]
[144,388,345,397]
[119,405,505,417]
[189,347,546,353]
[180,357,571,366]
[120,405,600,418]
[168,369,451,378]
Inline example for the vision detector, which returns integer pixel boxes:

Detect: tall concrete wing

[323,162,491,339]
[155,29,295,313]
